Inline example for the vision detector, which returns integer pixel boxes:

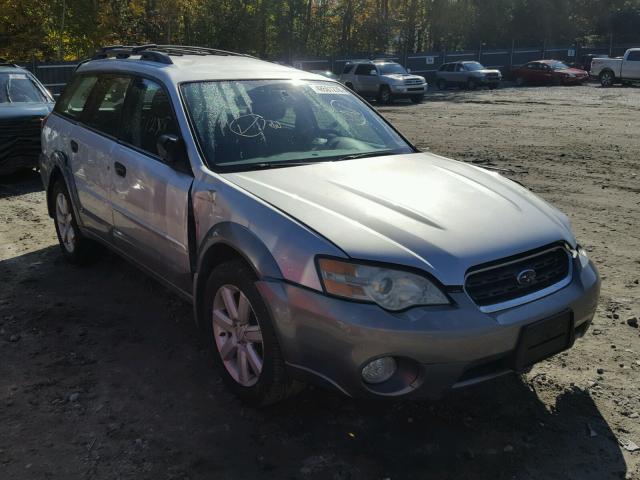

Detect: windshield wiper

[219,161,321,172]
[335,150,396,161]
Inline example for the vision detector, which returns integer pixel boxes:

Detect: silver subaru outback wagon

[40,45,600,405]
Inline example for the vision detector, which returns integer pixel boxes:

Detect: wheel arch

[599,68,615,78]
[193,222,282,328]
[45,151,74,218]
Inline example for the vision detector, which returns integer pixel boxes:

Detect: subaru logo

[516,268,537,286]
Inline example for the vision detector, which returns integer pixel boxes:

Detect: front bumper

[257,257,600,399]
[563,76,588,84]
[390,84,428,97]
[479,76,501,85]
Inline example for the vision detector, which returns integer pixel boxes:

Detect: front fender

[193,221,283,328]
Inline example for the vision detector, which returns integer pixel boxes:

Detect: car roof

[0,64,29,74]
[77,54,334,86]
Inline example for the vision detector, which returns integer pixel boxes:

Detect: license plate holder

[514,311,574,371]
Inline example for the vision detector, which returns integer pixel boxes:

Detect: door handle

[70,140,78,153]
[114,161,127,177]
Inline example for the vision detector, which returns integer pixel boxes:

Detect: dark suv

[0,61,54,175]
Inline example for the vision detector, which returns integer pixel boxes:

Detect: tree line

[1,0,639,61]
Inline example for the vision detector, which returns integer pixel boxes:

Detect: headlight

[317,258,450,311]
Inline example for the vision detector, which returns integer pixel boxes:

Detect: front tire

[203,259,301,406]
[379,85,393,104]
[515,76,525,86]
[599,70,614,87]
[52,178,96,264]
[410,95,423,104]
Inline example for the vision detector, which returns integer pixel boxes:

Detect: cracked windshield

[181,80,413,170]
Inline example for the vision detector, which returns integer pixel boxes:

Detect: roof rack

[0,58,20,68]
[89,44,253,66]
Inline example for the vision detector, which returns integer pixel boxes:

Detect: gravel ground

[1,83,639,480]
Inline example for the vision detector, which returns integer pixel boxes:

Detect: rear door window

[120,77,180,158]
[627,51,640,61]
[84,75,131,137]
[54,75,98,120]
[355,64,375,75]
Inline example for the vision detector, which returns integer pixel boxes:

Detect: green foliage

[0,0,638,60]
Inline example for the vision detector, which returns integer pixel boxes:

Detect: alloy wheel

[55,192,76,253]
[601,72,613,87]
[212,285,264,387]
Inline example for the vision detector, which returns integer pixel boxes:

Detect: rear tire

[52,178,97,264]
[436,79,447,90]
[466,78,478,90]
[202,259,302,406]
[599,70,614,87]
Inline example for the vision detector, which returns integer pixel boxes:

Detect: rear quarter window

[54,75,98,120]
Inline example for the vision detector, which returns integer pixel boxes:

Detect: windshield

[464,62,485,71]
[549,61,570,70]
[0,73,48,103]
[181,80,413,171]
[377,63,408,75]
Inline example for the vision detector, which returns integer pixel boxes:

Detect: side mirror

[407,68,412,73]
[369,69,377,76]
[157,134,191,174]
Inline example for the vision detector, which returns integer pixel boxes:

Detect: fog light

[361,357,397,384]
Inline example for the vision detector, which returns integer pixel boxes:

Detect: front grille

[465,246,570,307]
[0,116,42,164]
[404,79,422,85]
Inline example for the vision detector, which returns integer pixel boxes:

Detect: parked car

[0,60,54,175]
[310,70,338,80]
[591,48,640,87]
[340,60,427,103]
[41,45,600,406]
[435,61,502,90]
[512,60,589,86]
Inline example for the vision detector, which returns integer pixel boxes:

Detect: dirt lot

[1,83,639,480]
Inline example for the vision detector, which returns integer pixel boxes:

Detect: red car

[512,60,589,86]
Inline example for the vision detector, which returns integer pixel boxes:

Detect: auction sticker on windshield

[308,83,349,95]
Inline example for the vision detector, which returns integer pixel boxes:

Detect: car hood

[382,73,426,83]
[558,68,588,75]
[223,153,575,285]
[476,69,502,75]
[0,102,53,120]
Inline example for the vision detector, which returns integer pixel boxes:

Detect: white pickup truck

[591,48,640,87]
